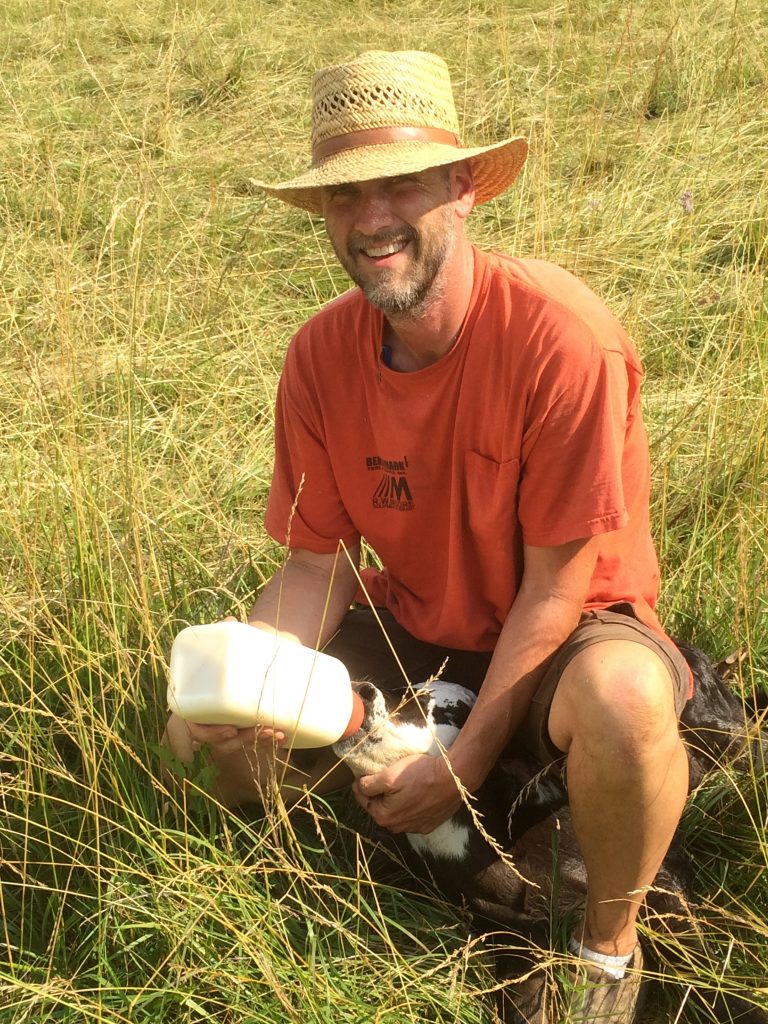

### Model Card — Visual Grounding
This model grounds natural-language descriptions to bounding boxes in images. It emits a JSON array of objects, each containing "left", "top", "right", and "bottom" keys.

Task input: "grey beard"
[{"left": 360, "top": 269, "right": 445, "bottom": 317}]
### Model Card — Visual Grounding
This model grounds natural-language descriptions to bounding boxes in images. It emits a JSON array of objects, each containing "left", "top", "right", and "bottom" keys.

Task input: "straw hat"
[{"left": 255, "top": 50, "right": 528, "bottom": 214}]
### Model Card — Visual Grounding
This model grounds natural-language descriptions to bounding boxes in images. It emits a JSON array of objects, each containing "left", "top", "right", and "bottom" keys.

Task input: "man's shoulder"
[
  {"left": 483, "top": 251, "right": 607, "bottom": 311},
  {"left": 479, "top": 250, "right": 639, "bottom": 366},
  {"left": 283, "top": 286, "right": 374, "bottom": 382},
  {"left": 295, "top": 286, "right": 369, "bottom": 340}
]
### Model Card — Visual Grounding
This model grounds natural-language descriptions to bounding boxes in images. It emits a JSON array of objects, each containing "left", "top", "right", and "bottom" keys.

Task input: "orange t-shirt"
[{"left": 266, "top": 247, "right": 669, "bottom": 653}]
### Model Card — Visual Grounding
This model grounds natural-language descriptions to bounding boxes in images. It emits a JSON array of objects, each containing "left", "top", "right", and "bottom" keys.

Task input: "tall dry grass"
[{"left": 1, "top": 0, "right": 766, "bottom": 1020}]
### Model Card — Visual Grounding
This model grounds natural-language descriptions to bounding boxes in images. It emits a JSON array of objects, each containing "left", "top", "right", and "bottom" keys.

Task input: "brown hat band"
[{"left": 312, "top": 125, "right": 462, "bottom": 166}]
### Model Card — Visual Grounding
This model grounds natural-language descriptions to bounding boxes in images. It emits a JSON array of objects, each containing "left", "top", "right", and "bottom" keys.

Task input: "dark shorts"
[{"left": 324, "top": 603, "right": 691, "bottom": 766}]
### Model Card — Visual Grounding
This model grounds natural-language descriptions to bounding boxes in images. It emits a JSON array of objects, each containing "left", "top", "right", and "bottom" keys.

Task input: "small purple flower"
[{"left": 679, "top": 190, "right": 694, "bottom": 214}]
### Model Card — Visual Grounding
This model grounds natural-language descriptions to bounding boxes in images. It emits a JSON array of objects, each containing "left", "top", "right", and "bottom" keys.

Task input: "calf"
[{"left": 332, "top": 652, "right": 768, "bottom": 1023}]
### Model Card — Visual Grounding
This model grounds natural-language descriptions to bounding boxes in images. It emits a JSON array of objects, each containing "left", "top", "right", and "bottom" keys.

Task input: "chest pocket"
[{"left": 464, "top": 451, "right": 522, "bottom": 558}]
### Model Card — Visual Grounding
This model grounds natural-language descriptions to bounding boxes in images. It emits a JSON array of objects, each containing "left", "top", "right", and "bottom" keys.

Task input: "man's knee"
[{"left": 548, "top": 640, "right": 680, "bottom": 756}]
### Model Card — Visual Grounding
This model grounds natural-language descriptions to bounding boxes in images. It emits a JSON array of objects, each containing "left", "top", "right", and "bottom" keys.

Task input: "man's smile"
[
  {"left": 359, "top": 237, "right": 410, "bottom": 260},
  {"left": 351, "top": 234, "right": 415, "bottom": 270}
]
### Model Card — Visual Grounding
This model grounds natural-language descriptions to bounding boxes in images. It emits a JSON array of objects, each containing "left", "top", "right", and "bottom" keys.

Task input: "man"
[{"left": 165, "top": 50, "right": 693, "bottom": 1022}]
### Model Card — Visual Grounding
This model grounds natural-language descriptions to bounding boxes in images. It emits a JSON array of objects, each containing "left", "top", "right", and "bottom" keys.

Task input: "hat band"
[{"left": 312, "top": 125, "right": 462, "bottom": 166}]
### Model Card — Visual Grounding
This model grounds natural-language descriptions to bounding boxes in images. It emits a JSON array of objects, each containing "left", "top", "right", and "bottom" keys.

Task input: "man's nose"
[{"left": 353, "top": 187, "right": 396, "bottom": 235}]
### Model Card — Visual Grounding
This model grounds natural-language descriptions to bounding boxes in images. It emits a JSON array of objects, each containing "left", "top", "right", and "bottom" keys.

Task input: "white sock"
[{"left": 568, "top": 936, "right": 634, "bottom": 980}]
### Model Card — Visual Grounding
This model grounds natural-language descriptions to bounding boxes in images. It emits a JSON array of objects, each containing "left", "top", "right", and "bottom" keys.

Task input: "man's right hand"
[{"left": 185, "top": 722, "right": 286, "bottom": 756}]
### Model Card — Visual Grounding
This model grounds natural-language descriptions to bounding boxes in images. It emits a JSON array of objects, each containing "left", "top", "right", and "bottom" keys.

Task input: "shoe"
[
  {"left": 558, "top": 943, "right": 646, "bottom": 1022},
  {"left": 497, "top": 945, "right": 645, "bottom": 1024},
  {"left": 498, "top": 964, "right": 551, "bottom": 1024}
]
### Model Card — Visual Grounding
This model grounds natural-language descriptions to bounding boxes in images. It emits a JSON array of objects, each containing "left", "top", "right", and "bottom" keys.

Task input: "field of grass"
[{"left": 1, "top": 0, "right": 766, "bottom": 1020}]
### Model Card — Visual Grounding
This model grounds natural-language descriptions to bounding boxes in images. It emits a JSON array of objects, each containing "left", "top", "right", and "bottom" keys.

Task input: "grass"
[{"left": 1, "top": 0, "right": 767, "bottom": 1020}]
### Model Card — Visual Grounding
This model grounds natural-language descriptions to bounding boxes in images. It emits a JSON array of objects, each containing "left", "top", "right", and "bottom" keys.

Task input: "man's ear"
[{"left": 450, "top": 160, "right": 476, "bottom": 218}]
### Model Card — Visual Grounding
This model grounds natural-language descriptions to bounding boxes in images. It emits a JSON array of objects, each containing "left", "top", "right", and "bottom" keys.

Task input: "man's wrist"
[
  {"left": 432, "top": 751, "right": 472, "bottom": 801},
  {"left": 445, "top": 744, "right": 491, "bottom": 795}
]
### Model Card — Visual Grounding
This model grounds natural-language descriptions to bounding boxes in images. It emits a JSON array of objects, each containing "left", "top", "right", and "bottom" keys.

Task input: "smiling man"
[{"left": 164, "top": 50, "right": 694, "bottom": 1023}]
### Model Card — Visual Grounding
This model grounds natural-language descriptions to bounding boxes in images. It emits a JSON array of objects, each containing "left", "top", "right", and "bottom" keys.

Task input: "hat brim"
[{"left": 253, "top": 136, "right": 528, "bottom": 213}]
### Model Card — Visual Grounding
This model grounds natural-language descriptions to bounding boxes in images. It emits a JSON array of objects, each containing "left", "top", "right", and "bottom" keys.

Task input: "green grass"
[{"left": 1, "top": 0, "right": 767, "bottom": 1020}]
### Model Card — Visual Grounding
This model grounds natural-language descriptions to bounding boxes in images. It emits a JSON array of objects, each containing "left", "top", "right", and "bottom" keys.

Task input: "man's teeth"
[{"left": 363, "top": 239, "right": 408, "bottom": 258}]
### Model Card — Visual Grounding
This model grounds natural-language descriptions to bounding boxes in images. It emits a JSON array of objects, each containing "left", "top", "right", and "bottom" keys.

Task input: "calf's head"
[{"left": 333, "top": 680, "right": 476, "bottom": 778}]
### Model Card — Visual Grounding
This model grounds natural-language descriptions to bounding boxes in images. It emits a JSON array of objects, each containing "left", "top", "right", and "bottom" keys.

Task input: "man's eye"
[{"left": 327, "top": 185, "right": 356, "bottom": 201}]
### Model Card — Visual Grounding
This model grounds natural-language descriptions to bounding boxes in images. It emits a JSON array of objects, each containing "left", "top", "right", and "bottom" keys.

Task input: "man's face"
[{"left": 320, "top": 166, "right": 461, "bottom": 317}]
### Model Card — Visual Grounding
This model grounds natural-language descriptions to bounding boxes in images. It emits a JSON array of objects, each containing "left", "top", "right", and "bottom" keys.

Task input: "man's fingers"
[
  {"left": 355, "top": 772, "right": 392, "bottom": 798},
  {"left": 352, "top": 785, "right": 391, "bottom": 824},
  {"left": 187, "top": 722, "right": 239, "bottom": 743},
  {"left": 185, "top": 722, "right": 286, "bottom": 751},
  {"left": 256, "top": 726, "right": 286, "bottom": 745}
]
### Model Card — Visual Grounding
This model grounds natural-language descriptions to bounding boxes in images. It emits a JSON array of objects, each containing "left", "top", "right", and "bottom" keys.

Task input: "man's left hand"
[{"left": 353, "top": 754, "right": 464, "bottom": 834}]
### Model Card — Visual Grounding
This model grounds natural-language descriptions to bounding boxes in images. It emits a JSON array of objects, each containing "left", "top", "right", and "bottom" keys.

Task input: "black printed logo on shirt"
[{"left": 366, "top": 455, "right": 415, "bottom": 511}]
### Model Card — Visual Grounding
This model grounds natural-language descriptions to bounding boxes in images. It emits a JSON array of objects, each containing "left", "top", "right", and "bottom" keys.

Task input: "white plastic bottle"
[{"left": 167, "top": 621, "right": 364, "bottom": 748}]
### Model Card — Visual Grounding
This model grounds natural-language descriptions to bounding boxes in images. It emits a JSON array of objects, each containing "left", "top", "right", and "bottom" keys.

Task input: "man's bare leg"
[
  {"left": 162, "top": 713, "right": 353, "bottom": 808},
  {"left": 547, "top": 639, "right": 689, "bottom": 956}
]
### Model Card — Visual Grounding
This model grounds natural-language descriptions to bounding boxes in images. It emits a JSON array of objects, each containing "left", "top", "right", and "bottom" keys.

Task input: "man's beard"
[{"left": 331, "top": 208, "right": 455, "bottom": 318}]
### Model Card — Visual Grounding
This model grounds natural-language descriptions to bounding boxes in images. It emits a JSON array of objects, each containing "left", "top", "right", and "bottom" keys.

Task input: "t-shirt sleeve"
[
  {"left": 265, "top": 341, "right": 360, "bottom": 553},
  {"left": 518, "top": 321, "right": 635, "bottom": 547}
]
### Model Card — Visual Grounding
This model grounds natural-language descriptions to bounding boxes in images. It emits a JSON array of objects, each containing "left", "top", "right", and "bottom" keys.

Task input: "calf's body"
[{"left": 333, "top": 658, "right": 767, "bottom": 1023}]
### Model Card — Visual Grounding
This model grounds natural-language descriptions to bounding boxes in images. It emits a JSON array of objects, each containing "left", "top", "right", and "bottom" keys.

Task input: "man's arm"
[
  {"left": 247, "top": 544, "right": 361, "bottom": 647},
  {"left": 444, "top": 535, "right": 599, "bottom": 791},
  {"left": 355, "top": 535, "right": 600, "bottom": 833},
  {"left": 183, "top": 544, "right": 360, "bottom": 754}
]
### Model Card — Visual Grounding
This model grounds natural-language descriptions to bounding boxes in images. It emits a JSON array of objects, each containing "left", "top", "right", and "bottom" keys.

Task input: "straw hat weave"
[{"left": 255, "top": 50, "right": 528, "bottom": 214}]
